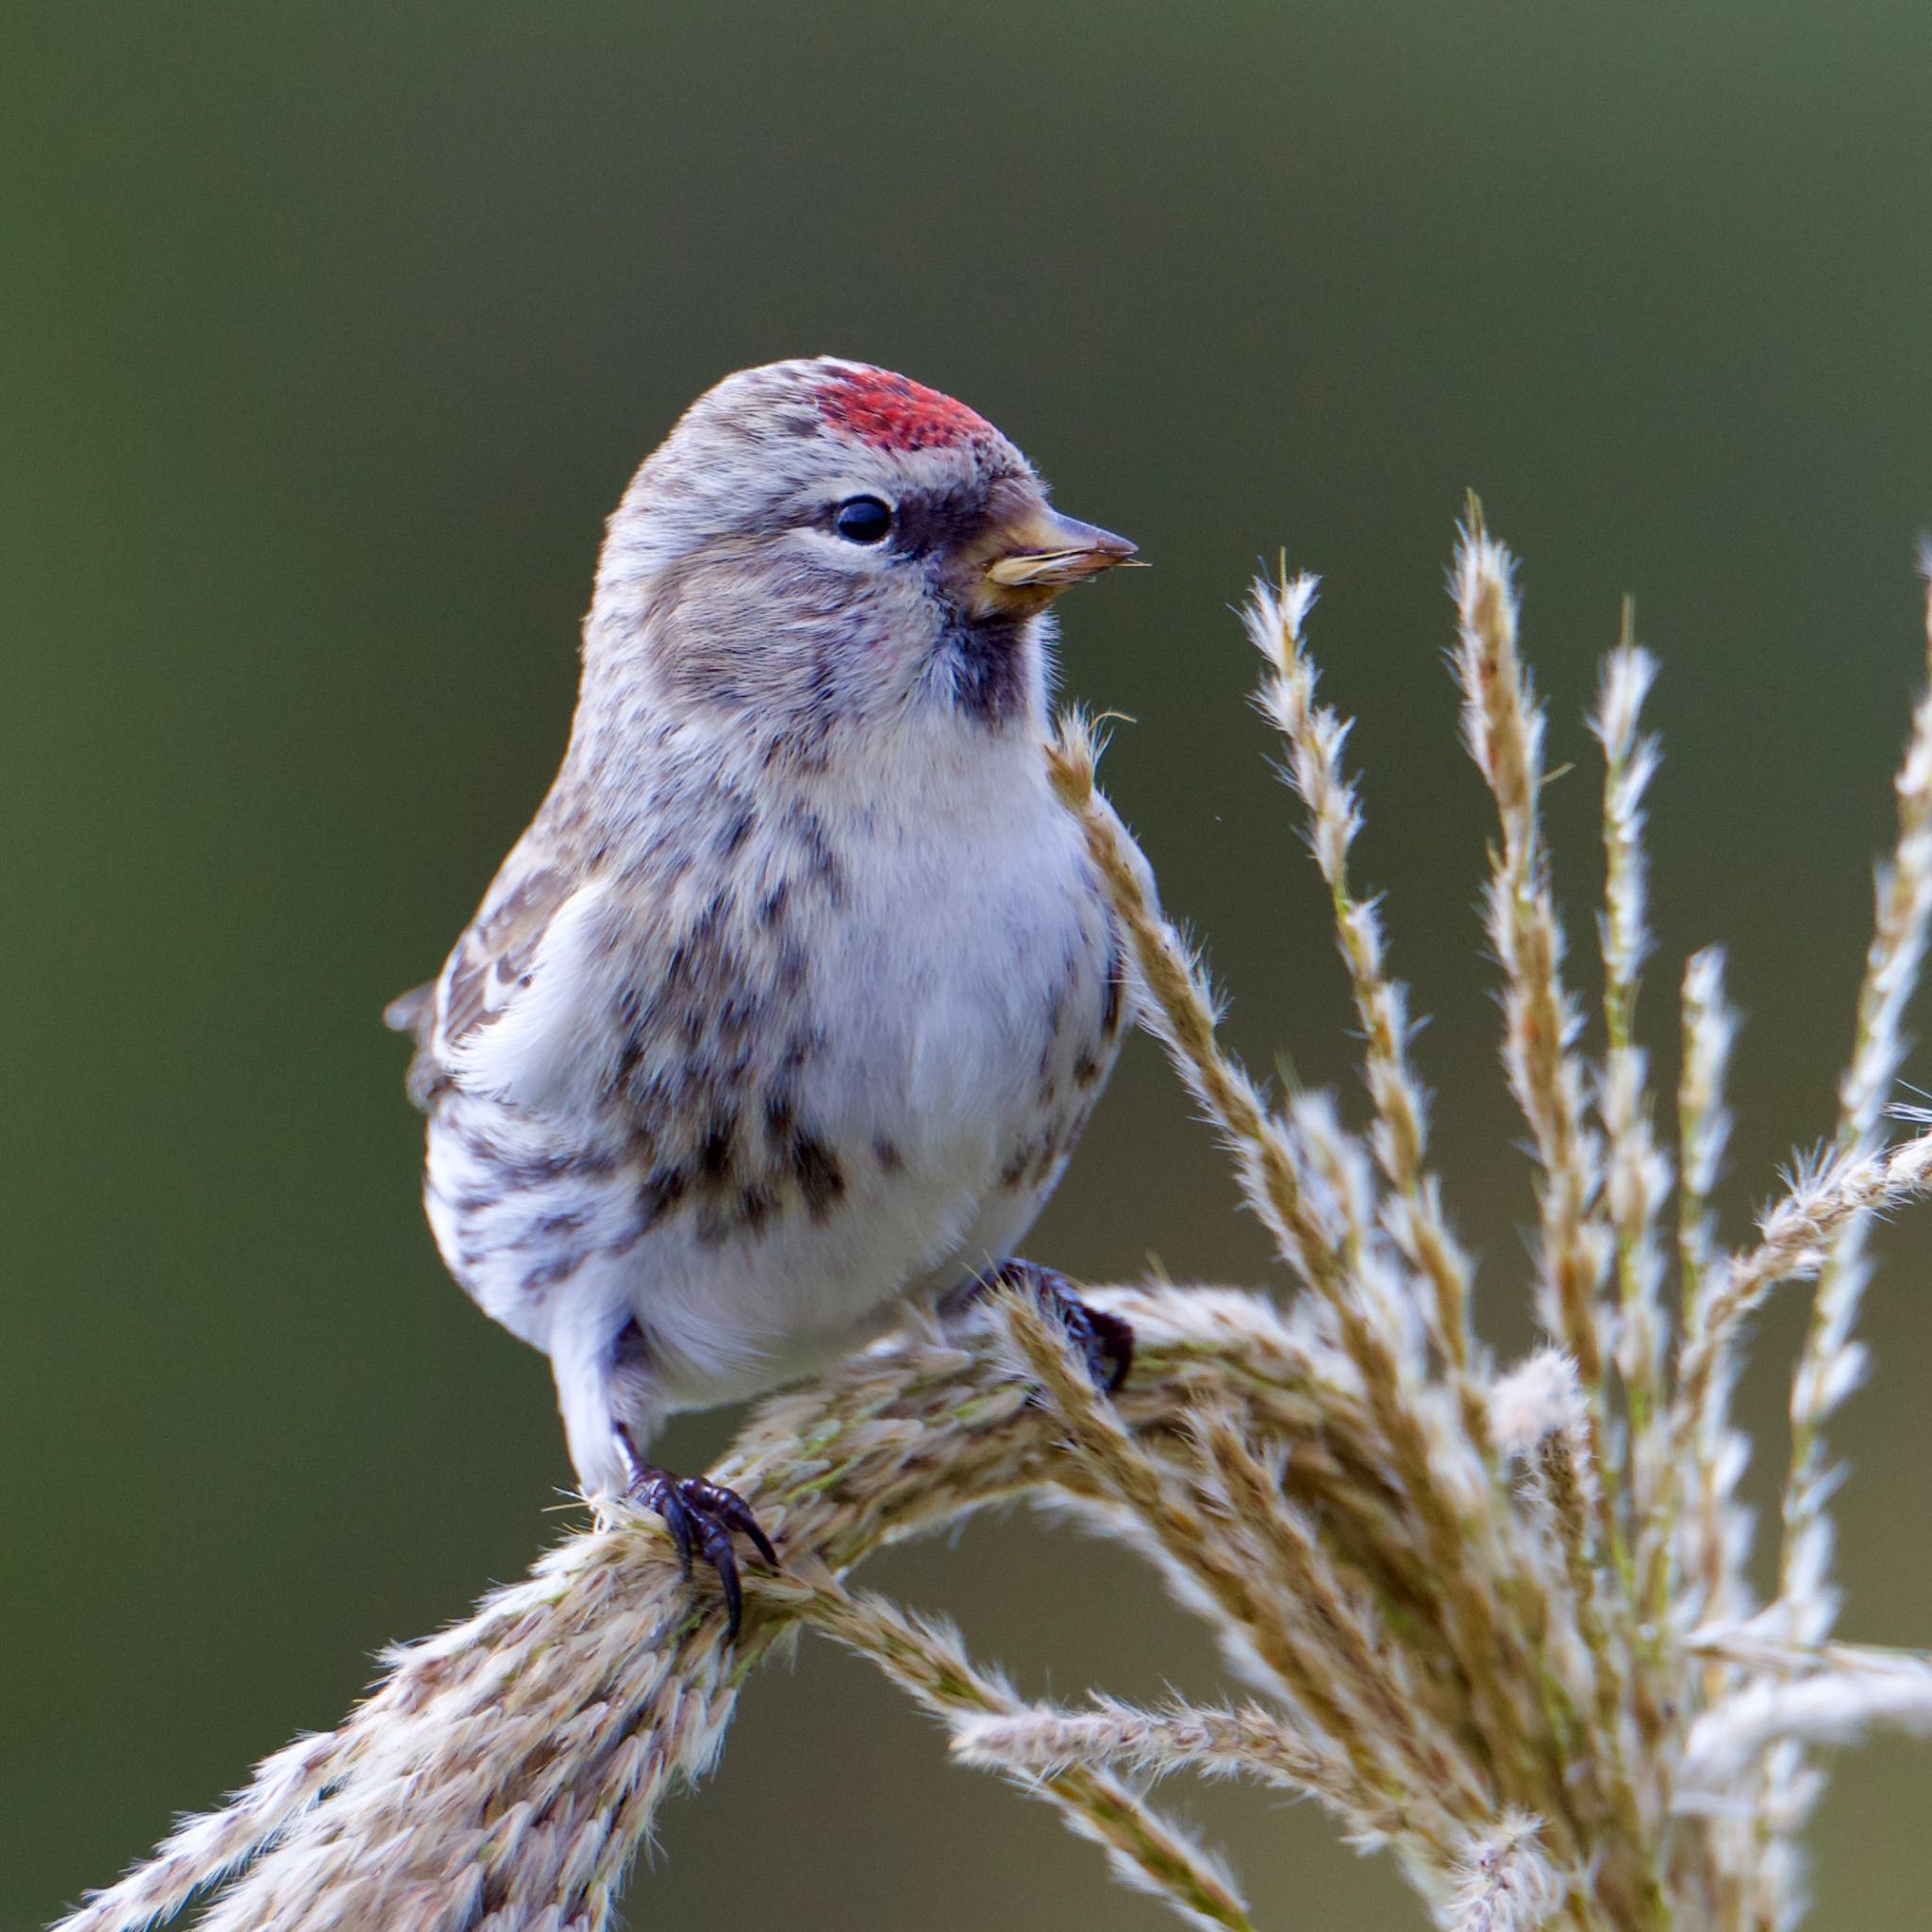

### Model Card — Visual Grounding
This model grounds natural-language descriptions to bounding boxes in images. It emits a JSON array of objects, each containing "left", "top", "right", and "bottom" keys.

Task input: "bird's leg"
[
  {"left": 612, "top": 1424, "right": 778, "bottom": 1641},
  {"left": 967, "top": 1257, "right": 1135, "bottom": 1394}
]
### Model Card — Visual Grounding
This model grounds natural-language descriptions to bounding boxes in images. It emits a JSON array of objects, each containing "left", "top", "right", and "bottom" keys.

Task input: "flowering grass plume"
[{"left": 58, "top": 516, "right": 1932, "bottom": 1932}]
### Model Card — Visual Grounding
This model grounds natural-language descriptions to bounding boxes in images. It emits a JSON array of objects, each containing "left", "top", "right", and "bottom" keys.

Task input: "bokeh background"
[{"left": 7, "top": 4, "right": 1932, "bottom": 1924}]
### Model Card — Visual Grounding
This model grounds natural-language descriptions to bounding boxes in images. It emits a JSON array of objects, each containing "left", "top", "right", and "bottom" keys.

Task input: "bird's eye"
[{"left": 833, "top": 495, "right": 893, "bottom": 545}]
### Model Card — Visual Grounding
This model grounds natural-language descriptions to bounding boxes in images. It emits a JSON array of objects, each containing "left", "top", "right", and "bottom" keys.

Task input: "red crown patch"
[{"left": 814, "top": 366, "right": 993, "bottom": 453}]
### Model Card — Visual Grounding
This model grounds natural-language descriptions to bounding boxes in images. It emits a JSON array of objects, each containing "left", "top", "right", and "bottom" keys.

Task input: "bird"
[{"left": 387, "top": 358, "right": 1140, "bottom": 1631}]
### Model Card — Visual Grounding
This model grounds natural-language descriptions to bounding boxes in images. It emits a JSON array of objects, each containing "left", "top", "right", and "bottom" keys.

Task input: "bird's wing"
[
  {"left": 439, "top": 862, "right": 580, "bottom": 1054},
  {"left": 392, "top": 852, "right": 605, "bottom": 1112}
]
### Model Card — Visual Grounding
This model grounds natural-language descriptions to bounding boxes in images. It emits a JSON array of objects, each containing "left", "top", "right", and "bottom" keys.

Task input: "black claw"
[
  {"left": 693, "top": 1511, "right": 743, "bottom": 1637},
  {"left": 679, "top": 1474, "right": 780, "bottom": 1568},
  {"left": 614, "top": 1432, "right": 776, "bottom": 1641},
  {"left": 981, "top": 1257, "right": 1136, "bottom": 1394},
  {"left": 654, "top": 1480, "right": 699, "bottom": 1575},
  {"left": 1087, "top": 1306, "right": 1137, "bottom": 1395}
]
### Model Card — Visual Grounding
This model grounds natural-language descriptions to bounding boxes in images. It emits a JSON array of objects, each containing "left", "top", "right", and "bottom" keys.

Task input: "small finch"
[{"left": 387, "top": 358, "right": 1138, "bottom": 1629}]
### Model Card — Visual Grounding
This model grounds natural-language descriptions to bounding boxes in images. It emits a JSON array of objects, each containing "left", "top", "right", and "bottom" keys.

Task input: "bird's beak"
[{"left": 982, "top": 508, "right": 1140, "bottom": 595}]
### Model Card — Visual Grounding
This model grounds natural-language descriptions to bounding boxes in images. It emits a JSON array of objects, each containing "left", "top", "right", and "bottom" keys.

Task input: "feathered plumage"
[{"left": 390, "top": 359, "right": 1138, "bottom": 1570}]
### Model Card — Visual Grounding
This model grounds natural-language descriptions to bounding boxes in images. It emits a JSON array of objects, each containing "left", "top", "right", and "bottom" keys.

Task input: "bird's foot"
[
  {"left": 614, "top": 1428, "right": 777, "bottom": 1641},
  {"left": 975, "top": 1257, "right": 1134, "bottom": 1394}
]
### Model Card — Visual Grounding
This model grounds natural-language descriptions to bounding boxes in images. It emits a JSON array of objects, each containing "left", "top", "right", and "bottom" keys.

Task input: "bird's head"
[{"left": 583, "top": 358, "right": 1136, "bottom": 765}]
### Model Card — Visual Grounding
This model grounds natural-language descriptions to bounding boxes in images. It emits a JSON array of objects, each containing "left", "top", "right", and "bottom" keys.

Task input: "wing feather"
[
  {"left": 441, "top": 864, "right": 577, "bottom": 1051},
  {"left": 394, "top": 855, "right": 584, "bottom": 1111}
]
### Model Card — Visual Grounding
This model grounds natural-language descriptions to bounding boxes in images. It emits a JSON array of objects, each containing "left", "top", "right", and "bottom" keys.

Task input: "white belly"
[{"left": 422, "top": 777, "right": 1122, "bottom": 1411}]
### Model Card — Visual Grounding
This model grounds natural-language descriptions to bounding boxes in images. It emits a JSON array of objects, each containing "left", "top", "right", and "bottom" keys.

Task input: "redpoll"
[{"left": 388, "top": 359, "right": 1138, "bottom": 1629}]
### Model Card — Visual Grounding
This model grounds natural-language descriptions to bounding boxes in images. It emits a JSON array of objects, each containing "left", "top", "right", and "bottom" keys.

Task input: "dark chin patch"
[{"left": 942, "top": 612, "right": 1029, "bottom": 725}]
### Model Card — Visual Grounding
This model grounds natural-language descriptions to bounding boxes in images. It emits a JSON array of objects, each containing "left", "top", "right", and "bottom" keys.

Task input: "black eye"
[{"left": 833, "top": 495, "right": 893, "bottom": 545}]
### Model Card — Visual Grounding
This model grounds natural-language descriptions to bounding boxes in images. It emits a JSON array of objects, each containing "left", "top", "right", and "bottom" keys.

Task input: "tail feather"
[{"left": 384, "top": 980, "right": 436, "bottom": 1038}]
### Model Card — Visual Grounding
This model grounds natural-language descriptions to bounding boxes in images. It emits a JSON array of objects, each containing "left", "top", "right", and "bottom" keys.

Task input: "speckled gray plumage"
[{"left": 389, "top": 357, "right": 1135, "bottom": 1497}]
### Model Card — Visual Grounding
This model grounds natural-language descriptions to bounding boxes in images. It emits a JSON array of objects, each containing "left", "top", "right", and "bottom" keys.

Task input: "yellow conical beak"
[{"left": 983, "top": 508, "right": 1140, "bottom": 591}]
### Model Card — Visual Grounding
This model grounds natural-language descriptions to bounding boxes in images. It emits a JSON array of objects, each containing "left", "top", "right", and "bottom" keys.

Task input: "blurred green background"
[{"left": 6, "top": 4, "right": 1932, "bottom": 1924}]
